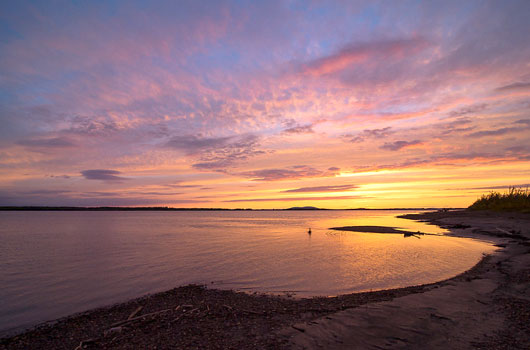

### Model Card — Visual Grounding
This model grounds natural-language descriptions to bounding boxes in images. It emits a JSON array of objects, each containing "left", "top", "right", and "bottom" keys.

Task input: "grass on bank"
[{"left": 468, "top": 187, "right": 530, "bottom": 212}]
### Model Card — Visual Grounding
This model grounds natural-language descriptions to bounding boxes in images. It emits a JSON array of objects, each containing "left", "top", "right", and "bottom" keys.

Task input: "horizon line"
[{"left": 0, "top": 206, "right": 462, "bottom": 211}]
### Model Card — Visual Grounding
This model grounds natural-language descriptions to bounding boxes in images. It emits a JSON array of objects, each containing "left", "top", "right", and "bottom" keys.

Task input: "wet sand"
[
  {"left": 1, "top": 210, "right": 529, "bottom": 349},
  {"left": 329, "top": 225, "right": 419, "bottom": 234}
]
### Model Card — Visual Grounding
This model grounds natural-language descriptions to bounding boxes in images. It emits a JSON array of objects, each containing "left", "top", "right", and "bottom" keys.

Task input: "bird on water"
[{"left": 308, "top": 228, "right": 312, "bottom": 234}]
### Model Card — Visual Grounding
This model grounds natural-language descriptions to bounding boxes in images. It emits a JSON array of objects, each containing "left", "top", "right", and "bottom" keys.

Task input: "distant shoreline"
[{"left": 0, "top": 206, "right": 453, "bottom": 211}]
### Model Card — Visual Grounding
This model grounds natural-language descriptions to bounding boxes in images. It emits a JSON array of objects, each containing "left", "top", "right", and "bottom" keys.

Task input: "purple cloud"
[
  {"left": 81, "top": 169, "right": 128, "bottom": 182},
  {"left": 283, "top": 184, "right": 357, "bottom": 193},
  {"left": 495, "top": 82, "right": 530, "bottom": 91},
  {"left": 165, "top": 135, "right": 233, "bottom": 154},
  {"left": 240, "top": 168, "right": 320, "bottom": 181},
  {"left": 447, "top": 104, "right": 488, "bottom": 117},
  {"left": 439, "top": 126, "right": 475, "bottom": 136},
  {"left": 240, "top": 165, "right": 339, "bottom": 181},
  {"left": 515, "top": 119, "right": 530, "bottom": 125},
  {"left": 66, "top": 117, "right": 119, "bottom": 136},
  {"left": 164, "top": 134, "right": 265, "bottom": 171},
  {"left": 191, "top": 134, "right": 264, "bottom": 170},
  {"left": 163, "top": 183, "right": 202, "bottom": 189},
  {"left": 380, "top": 140, "right": 423, "bottom": 151},
  {"left": 283, "top": 124, "right": 314, "bottom": 134},
  {"left": 17, "top": 137, "right": 76, "bottom": 148},
  {"left": 467, "top": 126, "right": 526, "bottom": 138},
  {"left": 20, "top": 189, "right": 72, "bottom": 196},
  {"left": 47, "top": 174, "right": 72, "bottom": 179},
  {"left": 225, "top": 195, "right": 363, "bottom": 202},
  {"left": 436, "top": 117, "right": 475, "bottom": 136},
  {"left": 346, "top": 127, "right": 393, "bottom": 143}
]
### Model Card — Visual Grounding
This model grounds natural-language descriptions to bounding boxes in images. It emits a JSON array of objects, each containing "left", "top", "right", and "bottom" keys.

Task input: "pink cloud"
[
  {"left": 240, "top": 166, "right": 340, "bottom": 181},
  {"left": 225, "top": 195, "right": 363, "bottom": 202},
  {"left": 282, "top": 184, "right": 357, "bottom": 193},
  {"left": 300, "top": 37, "right": 431, "bottom": 77}
]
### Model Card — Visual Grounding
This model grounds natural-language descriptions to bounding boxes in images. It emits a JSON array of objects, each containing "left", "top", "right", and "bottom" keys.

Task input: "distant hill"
[{"left": 286, "top": 206, "right": 322, "bottom": 210}]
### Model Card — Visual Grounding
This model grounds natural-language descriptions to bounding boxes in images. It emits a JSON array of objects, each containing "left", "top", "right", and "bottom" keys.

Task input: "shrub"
[{"left": 468, "top": 187, "right": 530, "bottom": 212}]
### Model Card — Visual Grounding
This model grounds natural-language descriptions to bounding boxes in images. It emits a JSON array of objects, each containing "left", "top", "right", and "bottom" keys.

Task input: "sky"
[{"left": 1, "top": 0, "right": 529, "bottom": 209}]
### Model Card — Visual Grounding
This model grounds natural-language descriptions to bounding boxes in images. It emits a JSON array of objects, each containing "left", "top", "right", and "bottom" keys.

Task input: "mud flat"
[{"left": 2, "top": 210, "right": 529, "bottom": 349}]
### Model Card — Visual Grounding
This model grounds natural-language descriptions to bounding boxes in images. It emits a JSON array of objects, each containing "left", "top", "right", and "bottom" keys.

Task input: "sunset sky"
[{"left": 1, "top": 0, "right": 529, "bottom": 208}]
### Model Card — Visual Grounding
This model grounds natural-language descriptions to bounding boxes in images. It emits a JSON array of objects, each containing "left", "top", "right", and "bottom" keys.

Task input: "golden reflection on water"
[{"left": 313, "top": 211, "right": 448, "bottom": 234}]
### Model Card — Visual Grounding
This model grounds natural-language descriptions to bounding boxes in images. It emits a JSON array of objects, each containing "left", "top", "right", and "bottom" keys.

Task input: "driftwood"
[
  {"left": 496, "top": 227, "right": 513, "bottom": 235},
  {"left": 111, "top": 308, "right": 172, "bottom": 327},
  {"left": 241, "top": 309, "right": 262, "bottom": 315},
  {"left": 73, "top": 338, "right": 97, "bottom": 350},
  {"left": 291, "top": 325, "right": 306, "bottom": 332},
  {"left": 127, "top": 306, "right": 143, "bottom": 320},
  {"left": 103, "top": 326, "right": 123, "bottom": 337}
]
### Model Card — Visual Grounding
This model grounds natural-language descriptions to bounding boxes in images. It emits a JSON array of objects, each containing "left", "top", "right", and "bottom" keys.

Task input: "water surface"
[{"left": 0, "top": 210, "right": 495, "bottom": 335}]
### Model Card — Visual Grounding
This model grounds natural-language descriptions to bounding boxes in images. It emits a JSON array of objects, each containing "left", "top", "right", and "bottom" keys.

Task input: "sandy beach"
[{"left": 1, "top": 210, "right": 529, "bottom": 349}]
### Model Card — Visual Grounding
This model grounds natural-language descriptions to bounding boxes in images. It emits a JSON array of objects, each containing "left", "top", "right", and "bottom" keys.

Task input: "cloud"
[
  {"left": 165, "top": 134, "right": 265, "bottom": 170},
  {"left": 495, "top": 82, "right": 530, "bottom": 92},
  {"left": 19, "top": 189, "right": 72, "bottom": 196},
  {"left": 364, "top": 147, "right": 521, "bottom": 173},
  {"left": 300, "top": 37, "right": 430, "bottom": 77},
  {"left": 504, "top": 145, "right": 530, "bottom": 160},
  {"left": 0, "top": 188, "right": 207, "bottom": 207},
  {"left": 240, "top": 165, "right": 339, "bottom": 181},
  {"left": 283, "top": 124, "right": 314, "bottom": 134},
  {"left": 225, "top": 195, "right": 363, "bottom": 202},
  {"left": 437, "top": 117, "right": 475, "bottom": 136},
  {"left": 81, "top": 169, "right": 128, "bottom": 181},
  {"left": 165, "top": 134, "right": 233, "bottom": 154},
  {"left": 191, "top": 134, "right": 265, "bottom": 170},
  {"left": 163, "top": 183, "right": 202, "bottom": 189},
  {"left": 345, "top": 127, "right": 393, "bottom": 143},
  {"left": 380, "top": 140, "right": 423, "bottom": 151},
  {"left": 467, "top": 184, "right": 530, "bottom": 190},
  {"left": 0, "top": 193, "right": 202, "bottom": 207},
  {"left": 443, "top": 117, "right": 473, "bottom": 127},
  {"left": 283, "top": 184, "right": 357, "bottom": 193},
  {"left": 240, "top": 167, "right": 320, "bottom": 181},
  {"left": 192, "top": 160, "right": 239, "bottom": 171},
  {"left": 447, "top": 104, "right": 488, "bottom": 117},
  {"left": 66, "top": 116, "right": 120, "bottom": 136},
  {"left": 439, "top": 126, "right": 475, "bottom": 136},
  {"left": 130, "top": 191, "right": 184, "bottom": 196},
  {"left": 47, "top": 174, "right": 72, "bottom": 179},
  {"left": 515, "top": 119, "right": 530, "bottom": 125},
  {"left": 467, "top": 127, "right": 525, "bottom": 138},
  {"left": 17, "top": 137, "right": 76, "bottom": 148}
]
